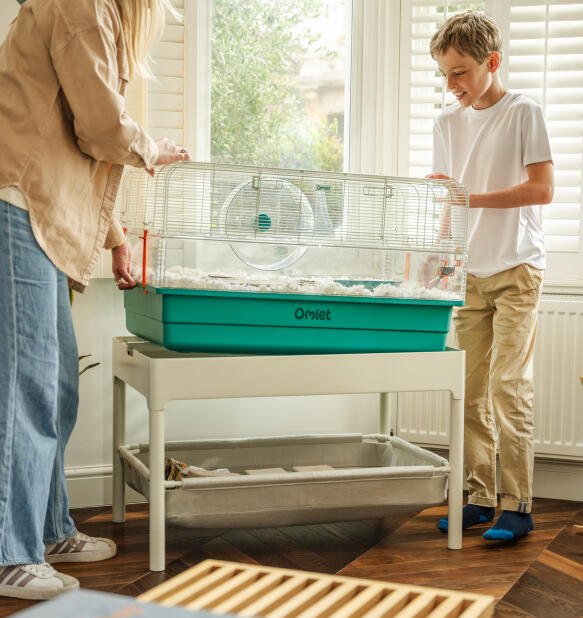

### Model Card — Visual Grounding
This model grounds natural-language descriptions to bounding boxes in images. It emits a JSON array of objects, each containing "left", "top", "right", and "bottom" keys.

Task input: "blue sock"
[
  {"left": 483, "top": 510, "right": 534, "bottom": 541},
  {"left": 438, "top": 504, "right": 495, "bottom": 532}
]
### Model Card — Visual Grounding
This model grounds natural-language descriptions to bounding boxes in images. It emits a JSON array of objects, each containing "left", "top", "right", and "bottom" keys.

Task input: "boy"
[{"left": 427, "top": 10, "right": 554, "bottom": 541}]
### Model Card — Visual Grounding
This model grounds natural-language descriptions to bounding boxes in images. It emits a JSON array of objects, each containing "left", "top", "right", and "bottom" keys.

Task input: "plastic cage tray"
[
  {"left": 119, "top": 434, "right": 449, "bottom": 528},
  {"left": 124, "top": 286, "right": 461, "bottom": 354}
]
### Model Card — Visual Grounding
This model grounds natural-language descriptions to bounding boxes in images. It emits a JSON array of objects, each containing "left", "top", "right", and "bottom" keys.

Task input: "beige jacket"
[{"left": 0, "top": 0, "right": 158, "bottom": 290}]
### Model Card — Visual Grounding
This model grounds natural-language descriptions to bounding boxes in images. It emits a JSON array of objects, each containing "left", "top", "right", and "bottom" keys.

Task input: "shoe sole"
[
  {"left": 46, "top": 547, "right": 117, "bottom": 564},
  {"left": 0, "top": 581, "right": 76, "bottom": 601},
  {"left": 55, "top": 573, "right": 81, "bottom": 591}
]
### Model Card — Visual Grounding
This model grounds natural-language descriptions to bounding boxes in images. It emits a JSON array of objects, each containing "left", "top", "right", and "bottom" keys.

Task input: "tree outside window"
[{"left": 211, "top": 0, "right": 346, "bottom": 172}]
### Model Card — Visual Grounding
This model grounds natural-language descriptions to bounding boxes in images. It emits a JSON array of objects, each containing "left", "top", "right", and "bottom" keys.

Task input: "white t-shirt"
[{"left": 433, "top": 91, "right": 552, "bottom": 277}]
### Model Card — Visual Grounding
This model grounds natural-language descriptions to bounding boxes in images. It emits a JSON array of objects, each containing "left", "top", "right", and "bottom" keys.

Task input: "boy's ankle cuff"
[{"left": 501, "top": 498, "right": 531, "bottom": 513}]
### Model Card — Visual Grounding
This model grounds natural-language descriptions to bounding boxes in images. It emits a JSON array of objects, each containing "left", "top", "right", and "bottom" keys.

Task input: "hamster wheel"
[{"left": 221, "top": 176, "right": 314, "bottom": 271}]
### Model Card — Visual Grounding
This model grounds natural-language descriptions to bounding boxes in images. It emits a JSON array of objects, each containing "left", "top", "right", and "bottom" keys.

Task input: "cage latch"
[{"left": 139, "top": 229, "right": 148, "bottom": 294}]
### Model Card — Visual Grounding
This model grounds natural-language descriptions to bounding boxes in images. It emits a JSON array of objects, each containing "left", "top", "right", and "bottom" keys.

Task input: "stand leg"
[
  {"left": 112, "top": 377, "right": 126, "bottom": 523},
  {"left": 149, "top": 407, "right": 166, "bottom": 571},
  {"left": 448, "top": 397, "right": 464, "bottom": 550},
  {"left": 378, "top": 393, "right": 398, "bottom": 435}
]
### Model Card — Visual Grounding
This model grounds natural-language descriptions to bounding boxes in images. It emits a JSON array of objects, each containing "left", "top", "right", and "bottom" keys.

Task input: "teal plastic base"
[{"left": 124, "top": 286, "right": 462, "bottom": 354}]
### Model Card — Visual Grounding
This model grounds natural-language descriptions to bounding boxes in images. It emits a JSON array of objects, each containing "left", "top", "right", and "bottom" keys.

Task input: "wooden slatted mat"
[{"left": 138, "top": 559, "right": 495, "bottom": 618}]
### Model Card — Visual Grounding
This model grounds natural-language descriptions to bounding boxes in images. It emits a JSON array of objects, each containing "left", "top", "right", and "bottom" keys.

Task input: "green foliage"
[
  {"left": 312, "top": 117, "right": 343, "bottom": 172},
  {"left": 211, "top": 0, "right": 344, "bottom": 171}
]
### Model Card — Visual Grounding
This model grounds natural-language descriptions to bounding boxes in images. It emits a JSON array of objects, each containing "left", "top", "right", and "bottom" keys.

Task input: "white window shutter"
[
  {"left": 397, "top": 1, "right": 486, "bottom": 179},
  {"left": 147, "top": 0, "right": 185, "bottom": 146},
  {"left": 398, "top": 1, "right": 583, "bottom": 286},
  {"left": 125, "top": 0, "right": 186, "bottom": 147},
  {"left": 506, "top": 1, "right": 583, "bottom": 284}
]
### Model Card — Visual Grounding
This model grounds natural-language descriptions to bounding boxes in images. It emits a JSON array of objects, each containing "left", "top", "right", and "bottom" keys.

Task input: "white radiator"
[{"left": 395, "top": 296, "right": 583, "bottom": 461}]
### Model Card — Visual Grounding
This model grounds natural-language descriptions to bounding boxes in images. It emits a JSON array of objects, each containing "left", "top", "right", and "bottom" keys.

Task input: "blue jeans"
[{"left": 0, "top": 201, "right": 78, "bottom": 565}]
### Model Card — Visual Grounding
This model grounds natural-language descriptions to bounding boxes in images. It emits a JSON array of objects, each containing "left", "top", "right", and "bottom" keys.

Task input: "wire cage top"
[{"left": 117, "top": 161, "right": 469, "bottom": 301}]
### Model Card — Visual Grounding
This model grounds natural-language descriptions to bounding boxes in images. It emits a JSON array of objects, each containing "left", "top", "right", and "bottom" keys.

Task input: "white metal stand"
[{"left": 112, "top": 336, "right": 465, "bottom": 572}]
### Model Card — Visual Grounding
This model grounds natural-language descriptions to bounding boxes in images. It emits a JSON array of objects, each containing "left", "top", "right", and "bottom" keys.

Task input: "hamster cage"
[{"left": 118, "top": 162, "right": 468, "bottom": 353}]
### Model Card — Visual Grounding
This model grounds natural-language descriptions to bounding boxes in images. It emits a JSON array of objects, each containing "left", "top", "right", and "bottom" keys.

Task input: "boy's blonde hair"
[
  {"left": 430, "top": 10, "right": 502, "bottom": 64},
  {"left": 118, "top": 0, "right": 181, "bottom": 80}
]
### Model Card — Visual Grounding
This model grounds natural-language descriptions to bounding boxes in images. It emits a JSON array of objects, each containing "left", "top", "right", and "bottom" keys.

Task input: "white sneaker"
[
  {"left": 45, "top": 531, "right": 117, "bottom": 564},
  {"left": 0, "top": 562, "right": 79, "bottom": 600}
]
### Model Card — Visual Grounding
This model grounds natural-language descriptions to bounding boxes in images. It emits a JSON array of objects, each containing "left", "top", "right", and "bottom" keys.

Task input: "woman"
[{"left": 0, "top": 0, "right": 190, "bottom": 600}]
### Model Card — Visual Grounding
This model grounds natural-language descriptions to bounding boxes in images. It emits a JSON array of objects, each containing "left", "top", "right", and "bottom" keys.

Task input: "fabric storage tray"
[
  {"left": 124, "top": 286, "right": 461, "bottom": 354},
  {"left": 119, "top": 434, "right": 449, "bottom": 528}
]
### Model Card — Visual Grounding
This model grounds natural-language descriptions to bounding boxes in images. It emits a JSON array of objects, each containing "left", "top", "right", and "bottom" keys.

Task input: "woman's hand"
[
  {"left": 146, "top": 137, "right": 192, "bottom": 176},
  {"left": 425, "top": 173, "right": 455, "bottom": 181},
  {"left": 112, "top": 241, "right": 136, "bottom": 290}
]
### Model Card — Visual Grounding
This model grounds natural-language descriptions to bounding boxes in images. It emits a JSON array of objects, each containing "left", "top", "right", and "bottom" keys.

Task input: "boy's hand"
[
  {"left": 425, "top": 174, "right": 458, "bottom": 239},
  {"left": 417, "top": 254, "right": 440, "bottom": 288}
]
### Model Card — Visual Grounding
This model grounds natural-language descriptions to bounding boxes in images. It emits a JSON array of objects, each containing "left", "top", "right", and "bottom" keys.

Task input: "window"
[
  {"left": 392, "top": 0, "right": 583, "bottom": 287},
  {"left": 504, "top": 1, "right": 583, "bottom": 284},
  {"left": 133, "top": 0, "right": 583, "bottom": 288},
  {"left": 210, "top": 0, "right": 348, "bottom": 172}
]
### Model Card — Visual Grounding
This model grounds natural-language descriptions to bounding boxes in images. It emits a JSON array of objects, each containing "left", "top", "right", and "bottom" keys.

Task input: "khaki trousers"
[{"left": 454, "top": 264, "right": 543, "bottom": 513}]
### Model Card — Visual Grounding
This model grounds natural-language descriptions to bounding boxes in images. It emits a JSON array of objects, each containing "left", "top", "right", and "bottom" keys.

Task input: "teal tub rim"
[{"left": 139, "top": 285, "right": 464, "bottom": 307}]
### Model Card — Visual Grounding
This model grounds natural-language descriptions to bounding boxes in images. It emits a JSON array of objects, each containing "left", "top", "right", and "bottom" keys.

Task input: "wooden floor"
[{"left": 2, "top": 497, "right": 582, "bottom": 616}]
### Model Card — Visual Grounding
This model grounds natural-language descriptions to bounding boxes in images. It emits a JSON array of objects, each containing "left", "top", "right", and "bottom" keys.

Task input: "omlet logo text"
[{"left": 295, "top": 307, "right": 332, "bottom": 321}]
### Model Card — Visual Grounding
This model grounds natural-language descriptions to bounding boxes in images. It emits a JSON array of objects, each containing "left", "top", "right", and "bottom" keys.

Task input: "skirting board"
[
  {"left": 66, "top": 466, "right": 143, "bottom": 509},
  {"left": 532, "top": 459, "right": 583, "bottom": 502},
  {"left": 429, "top": 448, "right": 583, "bottom": 503},
  {"left": 65, "top": 456, "right": 583, "bottom": 509}
]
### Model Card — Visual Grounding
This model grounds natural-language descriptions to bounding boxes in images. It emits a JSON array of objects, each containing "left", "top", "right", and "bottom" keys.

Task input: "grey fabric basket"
[{"left": 119, "top": 433, "right": 449, "bottom": 528}]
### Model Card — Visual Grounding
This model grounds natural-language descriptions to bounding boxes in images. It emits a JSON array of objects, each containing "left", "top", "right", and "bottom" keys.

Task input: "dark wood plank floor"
[{"left": 2, "top": 498, "right": 582, "bottom": 617}]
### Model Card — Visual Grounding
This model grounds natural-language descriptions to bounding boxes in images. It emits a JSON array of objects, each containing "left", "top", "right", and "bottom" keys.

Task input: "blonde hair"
[
  {"left": 118, "top": 0, "right": 181, "bottom": 79},
  {"left": 430, "top": 10, "right": 502, "bottom": 64}
]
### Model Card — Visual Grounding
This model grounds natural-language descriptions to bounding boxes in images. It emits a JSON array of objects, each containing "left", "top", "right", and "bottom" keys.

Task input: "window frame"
[{"left": 184, "top": 0, "right": 211, "bottom": 161}]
